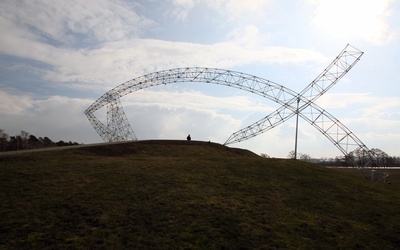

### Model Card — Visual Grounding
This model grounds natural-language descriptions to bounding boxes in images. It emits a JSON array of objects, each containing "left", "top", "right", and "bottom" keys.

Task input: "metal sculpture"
[
  {"left": 85, "top": 44, "right": 374, "bottom": 168},
  {"left": 225, "top": 45, "right": 367, "bottom": 155}
]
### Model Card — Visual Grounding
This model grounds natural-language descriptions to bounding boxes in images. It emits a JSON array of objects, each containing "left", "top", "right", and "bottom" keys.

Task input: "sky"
[{"left": 0, "top": 0, "right": 399, "bottom": 158}]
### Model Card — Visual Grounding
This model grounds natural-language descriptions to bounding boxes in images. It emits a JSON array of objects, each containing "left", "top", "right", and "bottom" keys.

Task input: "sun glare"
[{"left": 311, "top": 0, "right": 393, "bottom": 44}]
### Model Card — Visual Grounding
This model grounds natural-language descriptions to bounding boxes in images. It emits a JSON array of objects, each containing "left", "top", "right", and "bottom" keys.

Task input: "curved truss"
[
  {"left": 85, "top": 67, "right": 299, "bottom": 141},
  {"left": 85, "top": 44, "right": 374, "bottom": 167}
]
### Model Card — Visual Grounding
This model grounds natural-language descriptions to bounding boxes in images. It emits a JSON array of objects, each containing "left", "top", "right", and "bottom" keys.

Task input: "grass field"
[{"left": 1, "top": 140, "right": 399, "bottom": 249}]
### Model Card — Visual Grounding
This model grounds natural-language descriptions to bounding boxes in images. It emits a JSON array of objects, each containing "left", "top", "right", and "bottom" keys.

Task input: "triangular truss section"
[{"left": 85, "top": 44, "right": 377, "bottom": 169}]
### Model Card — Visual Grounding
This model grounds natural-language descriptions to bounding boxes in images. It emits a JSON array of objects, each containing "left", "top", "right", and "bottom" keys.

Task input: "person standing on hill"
[{"left": 186, "top": 134, "right": 191, "bottom": 141}]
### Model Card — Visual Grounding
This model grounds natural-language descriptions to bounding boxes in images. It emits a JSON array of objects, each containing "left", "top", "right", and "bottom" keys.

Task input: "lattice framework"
[{"left": 85, "top": 44, "right": 375, "bottom": 168}]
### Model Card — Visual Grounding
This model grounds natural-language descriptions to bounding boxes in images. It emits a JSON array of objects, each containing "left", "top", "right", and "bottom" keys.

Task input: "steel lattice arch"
[{"left": 85, "top": 44, "right": 376, "bottom": 168}]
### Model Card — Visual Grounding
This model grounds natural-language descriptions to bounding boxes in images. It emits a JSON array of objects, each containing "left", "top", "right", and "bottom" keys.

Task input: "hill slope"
[{"left": 1, "top": 140, "right": 399, "bottom": 249}]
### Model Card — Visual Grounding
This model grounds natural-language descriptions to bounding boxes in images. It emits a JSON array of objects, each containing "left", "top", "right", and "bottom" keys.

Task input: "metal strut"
[
  {"left": 85, "top": 44, "right": 374, "bottom": 168},
  {"left": 225, "top": 44, "right": 363, "bottom": 145}
]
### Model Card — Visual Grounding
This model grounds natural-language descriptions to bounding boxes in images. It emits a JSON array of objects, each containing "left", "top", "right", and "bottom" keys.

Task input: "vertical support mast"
[
  {"left": 85, "top": 47, "right": 374, "bottom": 169},
  {"left": 294, "top": 98, "right": 300, "bottom": 159},
  {"left": 225, "top": 44, "right": 364, "bottom": 145}
]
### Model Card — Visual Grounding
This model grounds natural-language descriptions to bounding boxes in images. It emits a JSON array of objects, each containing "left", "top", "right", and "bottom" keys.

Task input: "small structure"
[
  {"left": 371, "top": 170, "right": 379, "bottom": 181},
  {"left": 186, "top": 134, "right": 191, "bottom": 141}
]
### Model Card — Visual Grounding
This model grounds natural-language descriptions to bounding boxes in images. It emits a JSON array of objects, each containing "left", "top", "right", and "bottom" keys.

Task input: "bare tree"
[
  {"left": 287, "top": 150, "right": 311, "bottom": 161},
  {"left": 287, "top": 150, "right": 296, "bottom": 159},
  {"left": 350, "top": 148, "right": 388, "bottom": 167},
  {"left": 370, "top": 148, "right": 389, "bottom": 167},
  {"left": 0, "top": 129, "right": 9, "bottom": 152},
  {"left": 42, "top": 137, "right": 53, "bottom": 147},
  {"left": 28, "top": 134, "right": 40, "bottom": 149},
  {"left": 19, "top": 130, "right": 29, "bottom": 150},
  {"left": 260, "top": 153, "right": 270, "bottom": 158},
  {"left": 299, "top": 153, "right": 311, "bottom": 162}
]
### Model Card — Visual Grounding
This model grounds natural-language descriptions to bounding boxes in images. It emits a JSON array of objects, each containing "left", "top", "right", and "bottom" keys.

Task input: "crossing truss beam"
[{"left": 85, "top": 44, "right": 375, "bottom": 168}]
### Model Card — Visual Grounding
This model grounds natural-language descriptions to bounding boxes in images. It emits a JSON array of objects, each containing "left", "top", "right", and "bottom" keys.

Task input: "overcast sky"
[{"left": 1, "top": 0, "right": 399, "bottom": 158}]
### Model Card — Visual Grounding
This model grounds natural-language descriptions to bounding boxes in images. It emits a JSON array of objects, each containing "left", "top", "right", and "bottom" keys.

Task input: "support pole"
[{"left": 294, "top": 98, "right": 300, "bottom": 159}]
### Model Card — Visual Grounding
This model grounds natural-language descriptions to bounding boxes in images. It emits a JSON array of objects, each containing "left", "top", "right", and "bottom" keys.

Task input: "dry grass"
[{"left": 1, "top": 140, "right": 399, "bottom": 249}]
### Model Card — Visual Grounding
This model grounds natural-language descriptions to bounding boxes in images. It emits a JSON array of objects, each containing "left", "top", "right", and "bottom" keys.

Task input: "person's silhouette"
[{"left": 186, "top": 134, "right": 191, "bottom": 141}]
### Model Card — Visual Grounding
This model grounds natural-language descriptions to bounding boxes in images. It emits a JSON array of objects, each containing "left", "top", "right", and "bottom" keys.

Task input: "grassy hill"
[{"left": 0, "top": 140, "right": 399, "bottom": 249}]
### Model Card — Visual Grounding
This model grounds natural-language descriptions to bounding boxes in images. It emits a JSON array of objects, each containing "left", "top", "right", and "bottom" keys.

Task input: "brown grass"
[{"left": 1, "top": 140, "right": 399, "bottom": 249}]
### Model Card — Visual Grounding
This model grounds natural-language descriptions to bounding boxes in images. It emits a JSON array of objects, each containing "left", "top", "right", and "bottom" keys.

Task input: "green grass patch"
[{"left": 1, "top": 140, "right": 399, "bottom": 249}]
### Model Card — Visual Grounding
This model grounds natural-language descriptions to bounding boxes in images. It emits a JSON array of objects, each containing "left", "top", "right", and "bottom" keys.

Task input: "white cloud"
[
  {"left": 0, "top": 31, "right": 328, "bottom": 92},
  {"left": 1, "top": 87, "right": 398, "bottom": 158},
  {"left": 90, "top": 88, "right": 277, "bottom": 141},
  {"left": 0, "top": 90, "right": 34, "bottom": 115},
  {"left": 208, "top": 0, "right": 272, "bottom": 21},
  {"left": 302, "top": 92, "right": 400, "bottom": 156},
  {"left": 0, "top": 90, "right": 97, "bottom": 143},
  {"left": 317, "top": 93, "right": 400, "bottom": 119},
  {"left": 316, "top": 93, "right": 400, "bottom": 134},
  {"left": 310, "top": 0, "right": 396, "bottom": 45},
  {"left": 316, "top": 93, "right": 373, "bottom": 109},
  {"left": 168, "top": 0, "right": 272, "bottom": 21},
  {"left": 125, "top": 105, "right": 240, "bottom": 142},
  {"left": 122, "top": 89, "right": 273, "bottom": 113},
  {"left": 0, "top": 0, "right": 155, "bottom": 44},
  {"left": 0, "top": 0, "right": 329, "bottom": 93},
  {"left": 168, "top": 0, "right": 198, "bottom": 20},
  {"left": 228, "top": 25, "right": 272, "bottom": 49},
  {"left": 0, "top": 88, "right": 270, "bottom": 146}
]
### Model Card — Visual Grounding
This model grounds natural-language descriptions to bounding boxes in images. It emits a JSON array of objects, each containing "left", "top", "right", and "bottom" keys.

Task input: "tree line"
[
  {"left": 261, "top": 149, "right": 400, "bottom": 167},
  {"left": 0, "top": 129, "right": 81, "bottom": 152},
  {"left": 317, "top": 148, "right": 400, "bottom": 168}
]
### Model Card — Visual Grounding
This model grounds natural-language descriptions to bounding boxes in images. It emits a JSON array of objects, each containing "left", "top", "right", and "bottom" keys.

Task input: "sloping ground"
[
  {"left": 81, "top": 140, "right": 258, "bottom": 158},
  {"left": 0, "top": 140, "right": 399, "bottom": 249}
]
